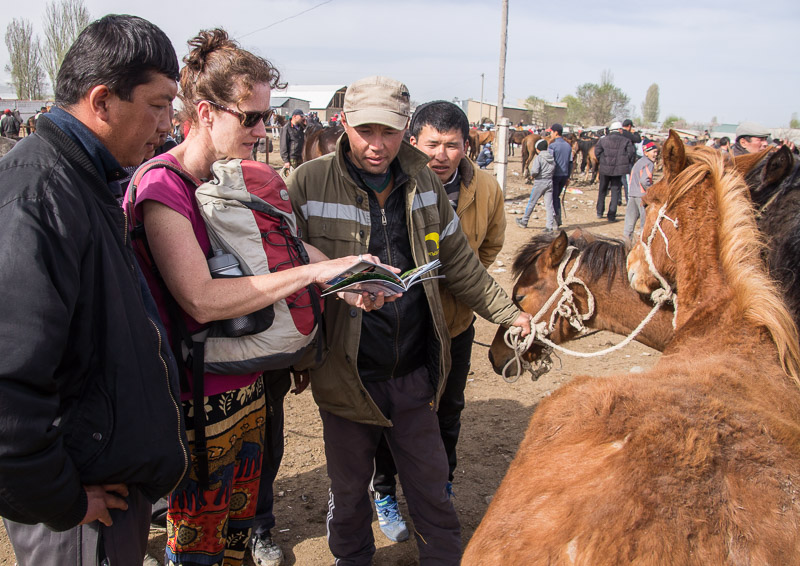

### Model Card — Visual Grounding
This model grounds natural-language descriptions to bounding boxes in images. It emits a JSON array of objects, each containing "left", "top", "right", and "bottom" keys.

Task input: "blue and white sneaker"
[{"left": 374, "top": 493, "right": 409, "bottom": 542}]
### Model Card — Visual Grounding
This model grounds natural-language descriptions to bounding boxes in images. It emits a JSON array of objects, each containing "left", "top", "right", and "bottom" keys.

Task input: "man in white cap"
[
  {"left": 732, "top": 121, "right": 770, "bottom": 156},
  {"left": 287, "top": 76, "right": 531, "bottom": 565},
  {"left": 594, "top": 120, "right": 636, "bottom": 222}
]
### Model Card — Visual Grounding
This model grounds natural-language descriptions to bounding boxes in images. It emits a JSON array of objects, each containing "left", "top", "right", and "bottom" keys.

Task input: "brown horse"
[
  {"left": 464, "top": 131, "right": 800, "bottom": 564},
  {"left": 508, "top": 129, "right": 528, "bottom": 156},
  {"left": 519, "top": 133, "right": 542, "bottom": 178},
  {"left": 487, "top": 230, "right": 674, "bottom": 377},
  {"left": 302, "top": 122, "right": 344, "bottom": 162}
]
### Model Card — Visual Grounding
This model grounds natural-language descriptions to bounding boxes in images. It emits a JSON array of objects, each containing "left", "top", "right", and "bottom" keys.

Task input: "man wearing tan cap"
[
  {"left": 732, "top": 121, "right": 770, "bottom": 156},
  {"left": 287, "top": 76, "right": 530, "bottom": 565}
]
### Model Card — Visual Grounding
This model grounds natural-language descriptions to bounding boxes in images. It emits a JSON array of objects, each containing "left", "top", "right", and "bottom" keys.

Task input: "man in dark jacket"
[
  {"left": 280, "top": 108, "right": 306, "bottom": 169},
  {"left": 620, "top": 119, "right": 642, "bottom": 202},
  {"left": 594, "top": 121, "right": 636, "bottom": 222},
  {"left": 548, "top": 123, "right": 573, "bottom": 226},
  {"left": 0, "top": 15, "right": 187, "bottom": 566}
]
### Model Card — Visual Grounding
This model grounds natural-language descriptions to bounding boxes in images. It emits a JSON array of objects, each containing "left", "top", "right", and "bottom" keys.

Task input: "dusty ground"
[{"left": 0, "top": 147, "right": 661, "bottom": 565}]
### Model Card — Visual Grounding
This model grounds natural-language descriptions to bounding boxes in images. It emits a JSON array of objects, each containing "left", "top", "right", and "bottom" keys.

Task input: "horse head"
[
  {"left": 489, "top": 230, "right": 592, "bottom": 377},
  {"left": 626, "top": 130, "right": 685, "bottom": 296}
]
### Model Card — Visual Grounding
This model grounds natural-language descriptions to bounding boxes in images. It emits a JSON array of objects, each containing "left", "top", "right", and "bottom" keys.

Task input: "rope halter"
[{"left": 640, "top": 203, "right": 679, "bottom": 329}]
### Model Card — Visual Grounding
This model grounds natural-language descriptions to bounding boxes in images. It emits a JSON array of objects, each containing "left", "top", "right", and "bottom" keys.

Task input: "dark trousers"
[
  {"left": 322, "top": 366, "right": 460, "bottom": 566},
  {"left": 252, "top": 368, "right": 292, "bottom": 537},
  {"left": 597, "top": 174, "right": 623, "bottom": 220},
  {"left": 552, "top": 175, "right": 569, "bottom": 226},
  {"left": 373, "top": 322, "right": 476, "bottom": 494},
  {"left": 4, "top": 487, "right": 151, "bottom": 566}
]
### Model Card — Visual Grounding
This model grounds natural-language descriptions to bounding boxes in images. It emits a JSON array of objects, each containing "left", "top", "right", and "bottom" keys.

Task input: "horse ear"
[
  {"left": 548, "top": 231, "right": 569, "bottom": 268},
  {"left": 764, "top": 146, "right": 793, "bottom": 187},
  {"left": 662, "top": 130, "right": 687, "bottom": 181}
]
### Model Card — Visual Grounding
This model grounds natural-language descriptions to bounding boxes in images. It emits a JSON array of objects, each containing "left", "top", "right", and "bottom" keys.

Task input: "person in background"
[
  {"left": 732, "top": 121, "right": 770, "bottom": 156},
  {"left": 516, "top": 138, "right": 556, "bottom": 231},
  {"left": 280, "top": 108, "right": 306, "bottom": 170},
  {"left": 476, "top": 142, "right": 493, "bottom": 168},
  {"left": 370, "top": 100, "right": 507, "bottom": 543},
  {"left": 623, "top": 141, "right": 659, "bottom": 242},
  {"left": 0, "top": 15, "right": 188, "bottom": 566},
  {"left": 0, "top": 109, "right": 20, "bottom": 139},
  {"left": 547, "top": 123, "right": 573, "bottom": 225},
  {"left": 619, "top": 119, "right": 642, "bottom": 204},
  {"left": 594, "top": 120, "right": 635, "bottom": 222}
]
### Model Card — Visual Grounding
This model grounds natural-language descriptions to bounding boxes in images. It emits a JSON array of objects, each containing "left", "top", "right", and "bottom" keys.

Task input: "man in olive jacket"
[
  {"left": 287, "top": 77, "right": 530, "bottom": 566},
  {"left": 370, "top": 100, "right": 506, "bottom": 542},
  {"left": 0, "top": 16, "right": 187, "bottom": 566}
]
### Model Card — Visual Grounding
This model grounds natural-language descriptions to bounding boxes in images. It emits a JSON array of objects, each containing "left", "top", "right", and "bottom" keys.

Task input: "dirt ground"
[{"left": 0, "top": 146, "right": 661, "bottom": 565}]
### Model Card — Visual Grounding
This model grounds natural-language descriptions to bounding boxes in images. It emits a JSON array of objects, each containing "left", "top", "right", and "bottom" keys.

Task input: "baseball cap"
[
  {"left": 291, "top": 108, "right": 304, "bottom": 117},
  {"left": 535, "top": 138, "right": 548, "bottom": 152},
  {"left": 736, "top": 121, "right": 770, "bottom": 139},
  {"left": 643, "top": 141, "right": 658, "bottom": 152},
  {"left": 550, "top": 123, "right": 563, "bottom": 135},
  {"left": 343, "top": 76, "right": 411, "bottom": 130},
  {"left": 609, "top": 121, "right": 623, "bottom": 130},
  {"left": 622, "top": 119, "right": 634, "bottom": 128}
]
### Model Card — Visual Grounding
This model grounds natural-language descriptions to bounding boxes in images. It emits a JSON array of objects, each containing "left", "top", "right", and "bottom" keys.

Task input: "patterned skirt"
[{"left": 166, "top": 377, "right": 266, "bottom": 566}]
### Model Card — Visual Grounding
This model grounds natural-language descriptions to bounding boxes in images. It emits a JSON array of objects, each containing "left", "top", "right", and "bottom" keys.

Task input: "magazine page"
[
  {"left": 321, "top": 279, "right": 407, "bottom": 297},
  {"left": 401, "top": 259, "right": 442, "bottom": 286}
]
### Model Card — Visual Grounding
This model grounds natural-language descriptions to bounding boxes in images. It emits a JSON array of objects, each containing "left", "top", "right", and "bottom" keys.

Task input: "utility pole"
[
  {"left": 495, "top": 0, "right": 510, "bottom": 193},
  {"left": 479, "top": 73, "right": 484, "bottom": 127}
]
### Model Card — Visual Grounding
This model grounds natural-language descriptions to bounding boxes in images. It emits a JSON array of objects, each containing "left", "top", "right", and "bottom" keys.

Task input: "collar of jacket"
[
  {"left": 332, "top": 133, "right": 432, "bottom": 189},
  {"left": 35, "top": 115, "right": 122, "bottom": 206},
  {"left": 456, "top": 156, "right": 476, "bottom": 187}
]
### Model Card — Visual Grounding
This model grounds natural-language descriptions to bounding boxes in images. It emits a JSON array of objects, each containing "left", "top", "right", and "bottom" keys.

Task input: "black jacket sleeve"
[{"left": 0, "top": 193, "right": 88, "bottom": 530}]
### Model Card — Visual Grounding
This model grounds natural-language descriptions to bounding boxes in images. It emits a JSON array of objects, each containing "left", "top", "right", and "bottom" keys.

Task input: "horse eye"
[{"left": 514, "top": 295, "right": 525, "bottom": 303}]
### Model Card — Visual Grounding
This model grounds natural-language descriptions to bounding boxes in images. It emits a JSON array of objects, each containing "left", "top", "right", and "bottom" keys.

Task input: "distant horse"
[
  {"left": 464, "top": 130, "right": 800, "bottom": 564},
  {"left": 468, "top": 129, "right": 480, "bottom": 160},
  {"left": 519, "top": 133, "right": 542, "bottom": 178},
  {"left": 576, "top": 136, "right": 597, "bottom": 176},
  {"left": 508, "top": 129, "right": 528, "bottom": 156},
  {"left": 302, "top": 122, "right": 344, "bottom": 162},
  {"left": 487, "top": 230, "right": 674, "bottom": 376}
]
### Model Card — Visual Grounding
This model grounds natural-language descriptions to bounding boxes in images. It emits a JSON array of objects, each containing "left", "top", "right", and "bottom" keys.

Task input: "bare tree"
[
  {"left": 641, "top": 83, "right": 659, "bottom": 125},
  {"left": 575, "top": 70, "right": 630, "bottom": 126},
  {"left": 41, "top": 0, "right": 90, "bottom": 89},
  {"left": 5, "top": 18, "right": 47, "bottom": 99}
]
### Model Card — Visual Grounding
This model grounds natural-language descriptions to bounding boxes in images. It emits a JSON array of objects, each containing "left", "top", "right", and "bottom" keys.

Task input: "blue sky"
[{"left": 2, "top": 0, "right": 798, "bottom": 127}]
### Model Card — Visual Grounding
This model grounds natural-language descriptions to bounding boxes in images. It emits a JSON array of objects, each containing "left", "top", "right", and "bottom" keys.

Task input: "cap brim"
[{"left": 344, "top": 109, "right": 408, "bottom": 130}]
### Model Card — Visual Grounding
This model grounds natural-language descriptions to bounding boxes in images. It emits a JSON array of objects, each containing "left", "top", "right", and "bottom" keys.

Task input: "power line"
[{"left": 237, "top": 0, "right": 334, "bottom": 40}]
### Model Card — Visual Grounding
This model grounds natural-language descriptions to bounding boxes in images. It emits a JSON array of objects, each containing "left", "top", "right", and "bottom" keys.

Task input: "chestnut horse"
[
  {"left": 464, "top": 131, "right": 800, "bottom": 564},
  {"left": 487, "top": 230, "right": 674, "bottom": 377},
  {"left": 490, "top": 146, "right": 800, "bottom": 380}
]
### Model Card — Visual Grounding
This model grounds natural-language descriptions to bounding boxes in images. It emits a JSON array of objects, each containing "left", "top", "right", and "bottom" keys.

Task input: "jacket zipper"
[
  {"left": 380, "top": 205, "right": 402, "bottom": 379},
  {"left": 148, "top": 317, "right": 189, "bottom": 491}
]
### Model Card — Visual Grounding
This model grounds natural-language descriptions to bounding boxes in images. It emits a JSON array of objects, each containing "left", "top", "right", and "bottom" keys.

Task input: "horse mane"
[
  {"left": 513, "top": 232, "right": 629, "bottom": 290},
  {"left": 667, "top": 146, "right": 800, "bottom": 385}
]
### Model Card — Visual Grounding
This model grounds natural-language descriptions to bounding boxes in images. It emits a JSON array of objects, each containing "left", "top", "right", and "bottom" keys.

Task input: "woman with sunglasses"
[{"left": 126, "top": 29, "right": 384, "bottom": 566}]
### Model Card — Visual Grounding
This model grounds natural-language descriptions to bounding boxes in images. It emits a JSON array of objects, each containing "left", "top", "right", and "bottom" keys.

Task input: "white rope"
[{"left": 641, "top": 204, "right": 679, "bottom": 329}]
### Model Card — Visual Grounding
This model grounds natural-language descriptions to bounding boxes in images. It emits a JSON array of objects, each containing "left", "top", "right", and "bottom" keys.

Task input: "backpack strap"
[{"left": 125, "top": 158, "right": 211, "bottom": 488}]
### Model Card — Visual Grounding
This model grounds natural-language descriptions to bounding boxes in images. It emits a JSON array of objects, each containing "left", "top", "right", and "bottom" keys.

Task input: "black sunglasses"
[{"left": 196, "top": 99, "right": 272, "bottom": 128}]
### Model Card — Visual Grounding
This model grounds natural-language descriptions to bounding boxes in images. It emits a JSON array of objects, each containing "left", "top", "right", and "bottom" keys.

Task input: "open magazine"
[{"left": 321, "top": 259, "right": 443, "bottom": 297}]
